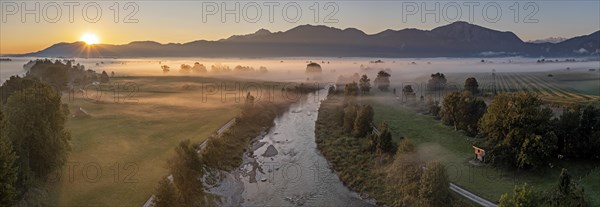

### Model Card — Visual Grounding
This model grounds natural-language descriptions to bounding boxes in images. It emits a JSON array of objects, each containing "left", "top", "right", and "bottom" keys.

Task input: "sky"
[{"left": 1, "top": 0, "right": 599, "bottom": 54}]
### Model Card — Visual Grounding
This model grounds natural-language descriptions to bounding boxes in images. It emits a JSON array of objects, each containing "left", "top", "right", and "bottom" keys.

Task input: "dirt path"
[{"left": 142, "top": 118, "right": 236, "bottom": 207}]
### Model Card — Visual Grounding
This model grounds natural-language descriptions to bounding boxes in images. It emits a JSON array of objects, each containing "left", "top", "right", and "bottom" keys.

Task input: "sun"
[{"left": 81, "top": 33, "right": 100, "bottom": 45}]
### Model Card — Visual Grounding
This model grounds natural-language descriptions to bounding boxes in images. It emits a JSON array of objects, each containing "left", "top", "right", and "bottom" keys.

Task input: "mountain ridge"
[{"left": 19, "top": 22, "right": 600, "bottom": 58}]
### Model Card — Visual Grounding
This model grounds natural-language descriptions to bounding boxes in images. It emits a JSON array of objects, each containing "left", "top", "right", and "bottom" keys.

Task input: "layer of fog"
[{"left": 2, "top": 57, "right": 599, "bottom": 84}]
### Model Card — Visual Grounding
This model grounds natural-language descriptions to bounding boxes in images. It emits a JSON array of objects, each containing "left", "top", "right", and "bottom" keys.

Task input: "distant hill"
[{"left": 19, "top": 21, "right": 600, "bottom": 58}]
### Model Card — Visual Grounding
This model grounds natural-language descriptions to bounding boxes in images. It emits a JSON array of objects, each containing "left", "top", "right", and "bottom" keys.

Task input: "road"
[{"left": 450, "top": 182, "right": 498, "bottom": 207}]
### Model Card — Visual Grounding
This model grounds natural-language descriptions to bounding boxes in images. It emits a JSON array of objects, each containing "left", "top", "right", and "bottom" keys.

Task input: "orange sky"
[{"left": 1, "top": 1, "right": 598, "bottom": 54}]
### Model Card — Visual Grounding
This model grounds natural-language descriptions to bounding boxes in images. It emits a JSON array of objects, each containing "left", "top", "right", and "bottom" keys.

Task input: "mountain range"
[{"left": 18, "top": 21, "right": 600, "bottom": 58}]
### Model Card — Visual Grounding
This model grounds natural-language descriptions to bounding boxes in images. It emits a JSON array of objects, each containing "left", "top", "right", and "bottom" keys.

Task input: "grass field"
[
  {"left": 366, "top": 96, "right": 600, "bottom": 205},
  {"left": 441, "top": 70, "right": 600, "bottom": 105},
  {"left": 46, "top": 76, "right": 259, "bottom": 206}
]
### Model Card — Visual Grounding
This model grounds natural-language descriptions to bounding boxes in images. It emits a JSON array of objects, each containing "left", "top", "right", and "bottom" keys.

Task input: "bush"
[
  {"left": 499, "top": 183, "right": 540, "bottom": 207},
  {"left": 397, "top": 139, "right": 415, "bottom": 154},
  {"left": 418, "top": 161, "right": 450, "bottom": 207}
]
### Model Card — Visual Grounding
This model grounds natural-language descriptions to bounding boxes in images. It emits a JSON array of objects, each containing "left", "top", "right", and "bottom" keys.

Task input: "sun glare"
[{"left": 81, "top": 33, "right": 100, "bottom": 45}]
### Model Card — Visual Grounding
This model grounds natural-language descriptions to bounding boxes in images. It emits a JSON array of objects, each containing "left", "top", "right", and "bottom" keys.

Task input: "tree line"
[
  {"left": 0, "top": 60, "right": 112, "bottom": 206},
  {"left": 335, "top": 70, "right": 391, "bottom": 93},
  {"left": 337, "top": 80, "right": 395, "bottom": 154},
  {"left": 0, "top": 76, "right": 72, "bottom": 206},
  {"left": 25, "top": 59, "right": 110, "bottom": 87},
  {"left": 162, "top": 62, "right": 268, "bottom": 74}
]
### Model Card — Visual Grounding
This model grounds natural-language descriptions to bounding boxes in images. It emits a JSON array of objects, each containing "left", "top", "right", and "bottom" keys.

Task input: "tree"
[
  {"left": 358, "top": 75, "right": 371, "bottom": 94},
  {"left": 552, "top": 105, "right": 600, "bottom": 158},
  {"left": 100, "top": 70, "right": 109, "bottom": 83},
  {"left": 464, "top": 77, "right": 480, "bottom": 95},
  {"left": 430, "top": 104, "right": 441, "bottom": 118},
  {"left": 233, "top": 65, "right": 255, "bottom": 73},
  {"left": 27, "top": 59, "right": 68, "bottom": 87},
  {"left": 306, "top": 63, "right": 322, "bottom": 73},
  {"left": 545, "top": 168, "right": 589, "bottom": 207},
  {"left": 558, "top": 168, "right": 572, "bottom": 195},
  {"left": 210, "top": 64, "right": 231, "bottom": 73},
  {"left": 180, "top": 64, "right": 192, "bottom": 73},
  {"left": 258, "top": 66, "right": 268, "bottom": 73},
  {"left": 353, "top": 105, "right": 374, "bottom": 137},
  {"left": 344, "top": 82, "right": 359, "bottom": 97},
  {"left": 242, "top": 92, "right": 255, "bottom": 118},
  {"left": 88, "top": 70, "right": 98, "bottom": 82},
  {"left": 327, "top": 85, "right": 336, "bottom": 96},
  {"left": 192, "top": 62, "right": 207, "bottom": 73},
  {"left": 372, "top": 122, "right": 394, "bottom": 153},
  {"left": 336, "top": 73, "right": 360, "bottom": 89},
  {"left": 553, "top": 107, "right": 581, "bottom": 157},
  {"left": 591, "top": 131, "right": 600, "bottom": 159},
  {"left": 0, "top": 109, "right": 18, "bottom": 207},
  {"left": 3, "top": 81, "right": 71, "bottom": 190},
  {"left": 427, "top": 73, "right": 447, "bottom": 91},
  {"left": 168, "top": 140, "right": 208, "bottom": 206},
  {"left": 440, "top": 91, "right": 486, "bottom": 136},
  {"left": 386, "top": 141, "right": 420, "bottom": 206},
  {"left": 344, "top": 82, "right": 359, "bottom": 106},
  {"left": 153, "top": 177, "right": 179, "bottom": 207},
  {"left": 441, "top": 92, "right": 462, "bottom": 130},
  {"left": 161, "top": 65, "right": 170, "bottom": 73},
  {"left": 343, "top": 105, "right": 358, "bottom": 133},
  {"left": 479, "top": 93, "right": 556, "bottom": 168},
  {"left": 374, "top": 70, "right": 391, "bottom": 91},
  {"left": 418, "top": 161, "right": 450, "bottom": 207},
  {"left": 426, "top": 97, "right": 441, "bottom": 118},
  {"left": 0, "top": 76, "right": 39, "bottom": 104},
  {"left": 499, "top": 183, "right": 540, "bottom": 207},
  {"left": 402, "top": 85, "right": 416, "bottom": 101},
  {"left": 578, "top": 105, "right": 600, "bottom": 158},
  {"left": 580, "top": 106, "right": 600, "bottom": 136}
]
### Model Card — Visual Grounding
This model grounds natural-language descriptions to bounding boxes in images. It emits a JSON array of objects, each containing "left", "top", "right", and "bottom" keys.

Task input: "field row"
[{"left": 473, "top": 72, "right": 600, "bottom": 104}]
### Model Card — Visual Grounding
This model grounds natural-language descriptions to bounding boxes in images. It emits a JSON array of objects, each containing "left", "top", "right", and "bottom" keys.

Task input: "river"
[{"left": 210, "top": 89, "right": 375, "bottom": 207}]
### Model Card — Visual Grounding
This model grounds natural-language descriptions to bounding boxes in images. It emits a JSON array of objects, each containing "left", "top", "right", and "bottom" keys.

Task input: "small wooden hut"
[{"left": 472, "top": 146, "right": 486, "bottom": 162}]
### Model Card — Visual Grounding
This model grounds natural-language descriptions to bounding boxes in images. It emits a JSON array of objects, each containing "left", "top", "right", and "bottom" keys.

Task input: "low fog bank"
[{"left": 2, "top": 57, "right": 599, "bottom": 84}]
